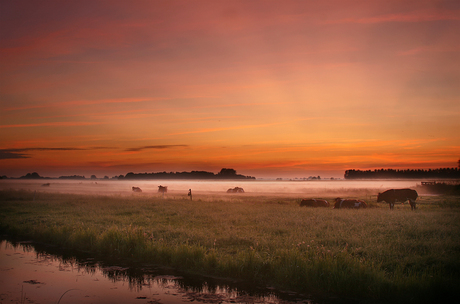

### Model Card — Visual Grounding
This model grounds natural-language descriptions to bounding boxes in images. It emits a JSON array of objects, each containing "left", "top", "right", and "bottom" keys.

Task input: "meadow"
[{"left": 1, "top": 189, "right": 459, "bottom": 303}]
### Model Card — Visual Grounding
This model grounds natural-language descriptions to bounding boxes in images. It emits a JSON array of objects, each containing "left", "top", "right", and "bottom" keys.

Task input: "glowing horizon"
[{"left": 1, "top": 1, "right": 459, "bottom": 179}]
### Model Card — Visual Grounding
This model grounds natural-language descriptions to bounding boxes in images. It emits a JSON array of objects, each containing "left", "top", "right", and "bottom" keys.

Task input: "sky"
[{"left": 1, "top": 0, "right": 459, "bottom": 179}]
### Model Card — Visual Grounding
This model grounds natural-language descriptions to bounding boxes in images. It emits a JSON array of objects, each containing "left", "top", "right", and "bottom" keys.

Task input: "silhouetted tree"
[
  {"left": 20, "top": 172, "right": 42, "bottom": 179},
  {"left": 218, "top": 168, "right": 237, "bottom": 176}
]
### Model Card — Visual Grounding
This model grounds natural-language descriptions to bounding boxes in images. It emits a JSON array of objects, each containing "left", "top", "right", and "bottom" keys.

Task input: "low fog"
[{"left": 0, "top": 179, "right": 421, "bottom": 199}]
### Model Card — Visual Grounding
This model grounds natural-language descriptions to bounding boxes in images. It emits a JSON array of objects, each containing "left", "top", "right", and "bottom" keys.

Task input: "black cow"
[
  {"left": 132, "top": 186, "right": 142, "bottom": 192},
  {"left": 158, "top": 185, "right": 168, "bottom": 193},
  {"left": 300, "top": 199, "right": 329, "bottom": 207},
  {"left": 334, "top": 198, "right": 367, "bottom": 209},
  {"left": 377, "top": 189, "right": 418, "bottom": 210},
  {"left": 227, "top": 187, "right": 244, "bottom": 193}
]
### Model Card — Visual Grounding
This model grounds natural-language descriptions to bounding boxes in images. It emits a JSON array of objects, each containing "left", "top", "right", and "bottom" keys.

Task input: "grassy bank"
[{"left": 1, "top": 189, "right": 459, "bottom": 303}]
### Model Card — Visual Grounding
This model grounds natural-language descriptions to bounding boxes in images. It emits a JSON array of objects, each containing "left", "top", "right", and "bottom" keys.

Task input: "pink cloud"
[
  {"left": 398, "top": 45, "right": 460, "bottom": 56},
  {"left": 325, "top": 10, "right": 460, "bottom": 24},
  {"left": 0, "top": 122, "right": 103, "bottom": 128},
  {"left": 3, "top": 97, "right": 156, "bottom": 112},
  {"left": 166, "top": 118, "right": 320, "bottom": 136}
]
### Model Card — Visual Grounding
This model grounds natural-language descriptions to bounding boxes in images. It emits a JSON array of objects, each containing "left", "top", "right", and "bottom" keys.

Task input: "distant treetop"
[
  {"left": 218, "top": 168, "right": 237, "bottom": 176},
  {"left": 344, "top": 168, "right": 460, "bottom": 179},
  {"left": 59, "top": 175, "right": 86, "bottom": 180},
  {"left": 20, "top": 172, "right": 43, "bottom": 179}
]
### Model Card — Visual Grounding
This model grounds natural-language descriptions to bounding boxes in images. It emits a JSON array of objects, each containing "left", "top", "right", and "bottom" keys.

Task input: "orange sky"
[{"left": 1, "top": 0, "right": 459, "bottom": 178}]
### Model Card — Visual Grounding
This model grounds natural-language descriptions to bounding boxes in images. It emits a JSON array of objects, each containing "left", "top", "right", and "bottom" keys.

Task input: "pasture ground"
[{"left": 0, "top": 189, "right": 459, "bottom": 303}]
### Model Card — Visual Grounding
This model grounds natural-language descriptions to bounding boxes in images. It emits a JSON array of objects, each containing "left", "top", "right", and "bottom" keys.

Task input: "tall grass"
[{"left": 1, "top": 189, "right": 459, "bottom": 303}]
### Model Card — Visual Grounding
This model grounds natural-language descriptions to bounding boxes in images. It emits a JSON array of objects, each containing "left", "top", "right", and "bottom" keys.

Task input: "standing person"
[{"left": 188, "top": 189, "right": 192, "bottom": 201}]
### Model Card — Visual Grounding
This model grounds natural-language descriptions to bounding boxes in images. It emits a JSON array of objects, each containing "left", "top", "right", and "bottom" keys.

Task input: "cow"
[
  {"left": 227, "top": 187, "right": 244, "bottom": 193},
  {"left": 334, "top": 198, "right": 367, "bottom": 209},
  {"left": 377, "top": 189, "right": 418, "bottom": 210},
  {"left": 132, "top": 186, "right": 142, "bottom": 192},
  {"left": 300, "top": 199, "right": 330, "bottom": 207},
  {"left": 41, "top": 183, "right": 50, "bottom": 187},
  {"left": 158, "top": 185, "right": 168, "bottom": 193}
]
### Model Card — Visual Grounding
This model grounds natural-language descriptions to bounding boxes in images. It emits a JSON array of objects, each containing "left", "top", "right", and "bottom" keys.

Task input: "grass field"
[{"left": 1, "top": 189, "right": 459, "bottom": 303}]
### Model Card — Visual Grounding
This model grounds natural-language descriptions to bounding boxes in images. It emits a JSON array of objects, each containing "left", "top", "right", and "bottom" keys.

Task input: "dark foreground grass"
[{"left": 1, "top": 189, "right": 459, "bottom": 303}]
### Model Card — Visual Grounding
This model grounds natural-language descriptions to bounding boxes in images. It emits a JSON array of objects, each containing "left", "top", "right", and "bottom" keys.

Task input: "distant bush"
[
  {"left": 417, "top": 182, "right": 460, "bottom": 195},
  {"left": 58, "top": 175, "right": 86, "bottom": 179}
]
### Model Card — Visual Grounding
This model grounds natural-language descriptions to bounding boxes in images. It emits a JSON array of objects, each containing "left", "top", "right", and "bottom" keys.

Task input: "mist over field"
[{"left": 0, "top": 179, "right": 422, "bottom": 198}]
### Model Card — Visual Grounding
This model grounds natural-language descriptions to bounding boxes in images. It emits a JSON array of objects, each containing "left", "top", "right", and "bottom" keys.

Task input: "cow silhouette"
[
  {"left": 377, "top": 189, "right": 418, "bottom": 210},
  {"left": 132, "top": 186, "right": 142, "bottom": 192},
  {"left": 300, "top": 199, "right": 329, "bottom": 207},
  {"left": 334, "top": 198, "right": 367, "bottom": 209},
  {"left": 227, "top": 187, "right": 244, "bottom": 193}
]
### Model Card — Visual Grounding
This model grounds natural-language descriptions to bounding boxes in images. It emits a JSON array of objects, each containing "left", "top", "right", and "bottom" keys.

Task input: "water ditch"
[{"left": 0, "top": 237, "right": 343, "bottom": 304}]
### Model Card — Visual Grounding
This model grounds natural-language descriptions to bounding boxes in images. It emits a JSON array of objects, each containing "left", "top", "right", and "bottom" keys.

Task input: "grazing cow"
[
  {"left": 158, "top": 185, "right": 168, "bottom": 193},
  {"left": 377, "top": 189, "right": 418, "bottom": 210},
  {"left": 227, "top": 187, "right": 244, "bottom": 193},
  {"left": 41, "top": 183, "right": 50, "bottom": 187},
  {"left": 334, "top": 198, "right": 367, "bottom": 209},
  {"left": 300, "top": 199, "right": 329, "bottom": 207},
  {"left": 132, "top": 186, "right": 142, "bottom": 192}
]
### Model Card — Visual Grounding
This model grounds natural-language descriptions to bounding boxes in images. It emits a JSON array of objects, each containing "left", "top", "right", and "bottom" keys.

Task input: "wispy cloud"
[
  {"left": 2, "top": 98, "right": 159, "bottom": 112},
  {"left": 397, "top": 45, "right": 460, "bottom": 56},
  {"left": 0, "top": 150, "right": 29, "bottom": 160},
  {"left": 0, "top": 146, "right": 116, "bottom": 160},
  {"left": 178, "top": 101, "right": 299, "bottom": 111},
  {"left": 167, "top": 116, "right": 244, "bottom": 124},
  {"left": 125, "top": 145, "right": 188, "bottom": 152},
  {"left": 167, "top": 118, "right": 321, "bottom": 136},
  {"left": 0, "top": 122, "right": 103, "bottom": 128},
  {"left": 2, "top": 99, "right": 285, "bottom": 116},
  {"left": 0, "top": 147, "right": 83, "bottom": 160},
  {"left": 325, "top": 11, "right": 460, "bottom": 25}
]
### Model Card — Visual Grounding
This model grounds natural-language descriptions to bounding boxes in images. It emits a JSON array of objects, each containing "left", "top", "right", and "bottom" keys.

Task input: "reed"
[{"left": 1, "top": 189, "right": 459, "bottom": 303}]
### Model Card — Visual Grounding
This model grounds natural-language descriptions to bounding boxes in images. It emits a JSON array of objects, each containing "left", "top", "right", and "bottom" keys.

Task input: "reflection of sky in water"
[
  {"left": 0, "top": 240, "right": 313, "bottom": 304},
  {"left": 1, "top": 240, "right": 181, "bottom": 303}
]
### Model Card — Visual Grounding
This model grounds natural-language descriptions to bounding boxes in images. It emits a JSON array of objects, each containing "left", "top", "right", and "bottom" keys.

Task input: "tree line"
[
  {"left": 120, "top": 168, "right": 255, "bottom": 180},
  {"left": 344, "top": 168, "right": 460, "bottom": 179},
  {"left": 1, "top": 168, "right": 255, "bottom": 180}
]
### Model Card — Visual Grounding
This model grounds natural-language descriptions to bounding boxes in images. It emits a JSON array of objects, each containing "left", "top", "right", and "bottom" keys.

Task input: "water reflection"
[{"left": 1, "top": 238, "right": 320, "bottom": 304}]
